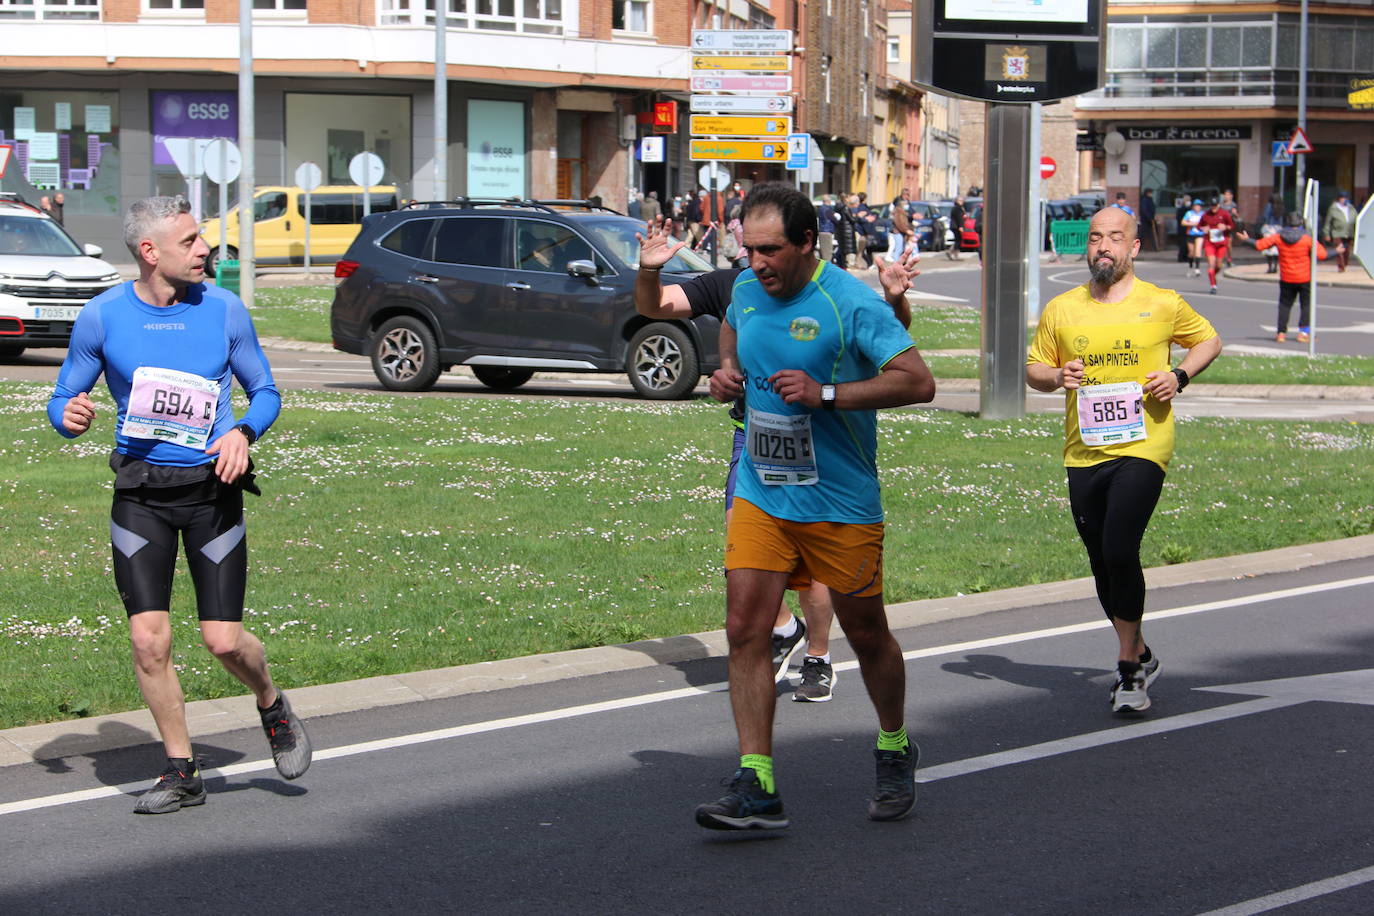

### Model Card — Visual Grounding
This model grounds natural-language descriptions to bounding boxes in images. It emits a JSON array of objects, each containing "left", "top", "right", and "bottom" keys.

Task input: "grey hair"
[{"left": 123, "top": 195, "right": 191, "bottom": 257}]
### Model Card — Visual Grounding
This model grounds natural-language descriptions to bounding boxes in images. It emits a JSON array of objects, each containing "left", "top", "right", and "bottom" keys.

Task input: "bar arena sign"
[{"left": 1124, "top": 126, "right": 1251, "bottom": 141}]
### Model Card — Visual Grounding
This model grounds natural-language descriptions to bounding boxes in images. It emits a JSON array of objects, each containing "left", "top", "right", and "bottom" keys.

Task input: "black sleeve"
[{"left": 680, "top": 268, "right": 742, "bottom": 320}]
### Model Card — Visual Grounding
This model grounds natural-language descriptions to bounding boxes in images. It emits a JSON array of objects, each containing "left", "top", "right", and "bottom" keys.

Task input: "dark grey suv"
[{"left": 330, "top": 199, "right": 720, "bottom": 399}]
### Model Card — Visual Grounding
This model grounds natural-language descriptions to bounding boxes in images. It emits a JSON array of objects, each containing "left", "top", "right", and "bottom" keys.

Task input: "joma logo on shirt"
[{"left": 143, "top": 322, "right": 186, "bottom": 331}]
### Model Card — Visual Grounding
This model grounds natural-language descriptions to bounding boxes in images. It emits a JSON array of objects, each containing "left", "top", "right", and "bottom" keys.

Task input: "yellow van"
[{"left": 200, "top": 185, "right": 399, "bottom": 275}]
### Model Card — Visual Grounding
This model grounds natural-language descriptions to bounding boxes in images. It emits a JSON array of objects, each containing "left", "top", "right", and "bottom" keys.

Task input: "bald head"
[{"left": 1089, "top": 204, "right": 1137, "bottom": 242}]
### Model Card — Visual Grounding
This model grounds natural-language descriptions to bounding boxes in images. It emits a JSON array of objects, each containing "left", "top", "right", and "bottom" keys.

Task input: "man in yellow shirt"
[{"left": 1026, "top": 206, "right": 1222, "bottom": 714}]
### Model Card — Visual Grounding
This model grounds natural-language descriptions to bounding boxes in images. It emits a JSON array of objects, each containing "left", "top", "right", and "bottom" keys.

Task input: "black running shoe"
[
  {"left": 261, "top": 692, "right": 313, "bottom": 779},
  {"left": 868, "top": 743, "right": 919, "bottom": 822},
  {"left": 771, "top": 618, "right": 807, "bottom": 682},
  {"left": 695, "top": 767, "right": 789, "bottom": 831},
  {"left": 134, "top": 761, "right": 206, "bottom": 815},
  {"left": 792, "top": 656, "right": 836, "bottom": 702}
]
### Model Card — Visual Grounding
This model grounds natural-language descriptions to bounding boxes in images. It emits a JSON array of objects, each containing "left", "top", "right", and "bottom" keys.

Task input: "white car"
[{"left": 0, "top": 198, "right": 121, "bottom": 360}]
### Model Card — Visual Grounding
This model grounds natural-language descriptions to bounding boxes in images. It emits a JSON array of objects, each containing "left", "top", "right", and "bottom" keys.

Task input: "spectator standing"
[
  {"left": 1112, "top": 192, "right": 1135, "bottom": 217},
  {"left": 1139, "top": 189, "right": 1159, "bottom": 251},
  {"left": 52, "top": 192, "right": 65, "bottom": 226},
  {"left": 889, "top": 195, "right": 912, "bottom": 262},
  {"left": 641, "top": 190, "right": 661, "bottom": 225},
  {"left": 686, "top": 191, "right": 705, "bottom": 247},
  {"left": 948, "top": 197, "right": 966, "bottom": 260},
  {"left": 1255, "top": 211, "right": 1327, "bottom": 342},
  {"left": 628, "top": 191, "right": 643, "bottom": 220},
  {"left": 1323, "top": 190, "right": 1356, "bottom": 273},
  {"left": 817, "top": 196, "right": 836, "bottom": 264},
  {"left": 1175, "top": 194, "right": 1193, "bottom": 262}
]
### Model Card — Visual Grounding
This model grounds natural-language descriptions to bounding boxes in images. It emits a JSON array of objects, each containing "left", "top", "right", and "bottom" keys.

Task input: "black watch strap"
[
  {"left": 1172, "top": 367, "right": 1190, "bottom": 391},
  {"left": 235, "top": 423, "right": 258, "bottom": 445}
]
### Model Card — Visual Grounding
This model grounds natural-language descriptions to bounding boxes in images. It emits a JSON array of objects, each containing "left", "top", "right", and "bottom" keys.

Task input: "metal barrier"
[{"left": 1049, "top": 219, "right": 1090, "bottom": 257}]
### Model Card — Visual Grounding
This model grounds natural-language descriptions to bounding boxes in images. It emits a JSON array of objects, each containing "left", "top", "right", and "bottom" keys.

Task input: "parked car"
[
  {"left": 958, "top": 198, "right": 983, "bottom": 251},
  {"left": 908, "top": 201, "right": 950, "bottom": 251},
  {"left": 330, "top": 199, "right": 720, "bottom": 399},
  {"left": 200, "top": 184, "right": 400, "bottom": 276},
  {"left": 0, "top": 198, "right": 122, "bottom": 360},
  {"left": 1065, "top": 192, "right": 1105, "bottom": 216}
]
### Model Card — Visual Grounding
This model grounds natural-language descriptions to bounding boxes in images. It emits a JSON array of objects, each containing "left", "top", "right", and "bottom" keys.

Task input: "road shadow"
[{"left": 940, "top": 653, "right": 1111, "bottom": 696}]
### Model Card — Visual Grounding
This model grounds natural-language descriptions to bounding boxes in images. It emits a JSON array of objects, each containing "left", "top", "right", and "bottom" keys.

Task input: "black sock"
[
  {"left": 169, "top": 756, "right": 196, "bottom": 776},
  {"left": 257, "top": 692, "right": 283, "bottom": 717},
  {"left": 1139, "top": 646, "right": 1153, "bottom": 665}
]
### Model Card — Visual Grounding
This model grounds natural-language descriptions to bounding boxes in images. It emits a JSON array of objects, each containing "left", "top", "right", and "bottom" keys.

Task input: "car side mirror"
[
  {"left": 83, "top": 243, "right": 104, "bottom": 257},
  {"left": 566, "top": 259, "right": 598, "bottom": 281}
]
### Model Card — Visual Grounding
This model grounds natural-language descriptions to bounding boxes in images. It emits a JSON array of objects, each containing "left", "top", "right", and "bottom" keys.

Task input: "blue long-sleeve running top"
[{"left": 48, "top": 281, "right": 281, "bottom": 468}]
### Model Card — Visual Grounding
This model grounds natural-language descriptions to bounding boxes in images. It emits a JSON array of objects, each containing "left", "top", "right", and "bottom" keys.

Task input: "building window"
[
  {"left": 143, "top": 0, "right": 204, "bottom": 14},
  {"left": 888, "top": 37, "right": 900, "bottom": 63},
  {"left": 612, "top": 0, "right": 648, "bottom": 32},
  {"left": 861, "top": 73, "right": 869, "bottom": 118},
  {"left": 379, "top": 0, "right": 563, "bottom": 34},
  {"left": 822, "top": 56, "right": 832, "bottom": 105},
  {"left": 747, "top": 5, "right": 773, "bottom": 28},
  {"left": 1, "top": 0, "right": 101, "bottom": 19},
  {"left": 252, "top": 0, "right": 306, "bottom": 11}
]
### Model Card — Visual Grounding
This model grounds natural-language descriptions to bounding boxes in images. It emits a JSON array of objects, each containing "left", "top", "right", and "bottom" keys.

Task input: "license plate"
[{"left": 31, "top": 305, "right": 82, "bottom": 321}]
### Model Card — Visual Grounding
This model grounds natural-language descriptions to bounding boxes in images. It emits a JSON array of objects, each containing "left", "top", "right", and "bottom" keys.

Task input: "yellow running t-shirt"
[{"left": 1028, "top": 278, "right": 1217, "bottom": 471}]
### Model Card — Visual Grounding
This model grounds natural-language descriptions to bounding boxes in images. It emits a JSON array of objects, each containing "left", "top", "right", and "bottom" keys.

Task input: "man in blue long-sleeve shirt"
[{"left": 48, "top": 195, "right": 311, "bottom": 814}]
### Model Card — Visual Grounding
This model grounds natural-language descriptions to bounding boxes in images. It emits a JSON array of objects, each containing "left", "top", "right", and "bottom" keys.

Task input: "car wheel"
[
  {"left": 205, "top": 246, "right": 238, "bottom": 280},
  {"left": 471, "top": 366, "right": 535, "bottom": 391},
  {"left": 371, "top": 315, "right": 441, "bottom": 391},
  {"left": 627, "top": 323, "right": 699, "bottom": 400},
  {"left": 0, "top": 343, "right": 24, "bottom": 360}
]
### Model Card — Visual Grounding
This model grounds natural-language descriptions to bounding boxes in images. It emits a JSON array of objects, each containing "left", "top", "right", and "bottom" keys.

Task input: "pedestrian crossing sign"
[{"left": 1271, "top": 141, "right": 1294, "bottom": 167}]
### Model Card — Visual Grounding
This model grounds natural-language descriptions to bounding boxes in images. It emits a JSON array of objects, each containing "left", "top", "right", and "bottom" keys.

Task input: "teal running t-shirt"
[{"left": 726, "top": 260, "right": 913, "bottom": 523}]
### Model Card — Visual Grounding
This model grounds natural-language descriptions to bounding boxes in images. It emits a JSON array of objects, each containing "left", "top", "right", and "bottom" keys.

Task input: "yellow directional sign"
[
  {"left": 691, "top": 55, "right": 791, "bottom": 72},
  {"left": 689, "top": 115, "right": 792, "bottom": 137},
  {"left": 690, "top": 140, "right": 789, "bottom": 162}
]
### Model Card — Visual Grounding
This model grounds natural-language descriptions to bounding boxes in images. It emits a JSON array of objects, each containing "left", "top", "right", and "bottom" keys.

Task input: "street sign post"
[
  {"left": 1354, "top": 193, "right": 1374, "bottom": 282},
  {"left": 1288, "top": 126, "right": 1314, "bottom": 155},
  {"left": 690, "top": 75, "right": 793, "bottom": 93},
  {"left": 348, "top": 151, "right": 385, "bottom": 217},
  {"left": 690, "top": 95, "right": 793, "bottom": 114},
  {"left": 698, "top": 163, "right": 730, "bottom": 191},
  {"left": 691, "top": 29, "right": 792, "bottom": 53},
  {"left": 691, "top": 55, "right": 790, "bottom": 72},
  {"left": 294, "top": 160, "right": 322, "bottom": 273},
  {"left": 786, "top": 134, "right": 809, "bottom": 171},
  {"left": 689, "top": 115, "right": 791, "bottom": 137},
  {"left": 1272, "top": 140, "right": 1294, "bottom": 167},
  {"left": 202, "top": 138, "right": 242, "bottom": 265},
  {"left": 689, "top": 140, "right": 787, "bottom": 162},
  {"left": 1039, "top": 156, "right": 1056, "bottom": 180}
]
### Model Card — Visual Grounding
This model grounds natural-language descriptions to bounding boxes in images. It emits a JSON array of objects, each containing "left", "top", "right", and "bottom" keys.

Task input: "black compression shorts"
[{"left": 110, "top": 482, "right": 248, "bottom": 621}]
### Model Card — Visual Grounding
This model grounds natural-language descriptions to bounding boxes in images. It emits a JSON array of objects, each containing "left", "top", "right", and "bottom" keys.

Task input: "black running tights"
[{"left": 1066, "top": 457, "right": 1166, "bottom": 624}]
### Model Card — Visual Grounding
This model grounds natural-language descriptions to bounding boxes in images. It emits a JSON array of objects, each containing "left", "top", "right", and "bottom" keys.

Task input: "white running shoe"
[{"left": 1111, "top": 661, "right": 1151, "bottom": 714}]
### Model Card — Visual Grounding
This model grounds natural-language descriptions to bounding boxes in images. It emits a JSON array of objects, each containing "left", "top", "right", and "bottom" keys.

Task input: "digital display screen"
[{"left": 944, "top": 0, "right": 1089, "bottom": 25}]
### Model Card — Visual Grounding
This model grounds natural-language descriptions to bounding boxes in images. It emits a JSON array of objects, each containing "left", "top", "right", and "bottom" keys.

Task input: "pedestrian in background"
[
  {"left": 948, "top": 197, "right": 966, "bottom": 261},
  {"left": 641, "top": 190, "right": 661, "bottom": 225},
  {"left": 889, "top": 195, "right": 912, "bottom": 262},
  {"left": 1255, "top": 211, "right": 1327, "bottom": 343},
  {"left": 817, "top": 195, "right": 836, "bottom": 264},
  {"left": 1323, "top": 190, "right": 1356, "bottom": 273},
  {"left": 1139, "top": 189, "right": 1160, "bottom": 251}
]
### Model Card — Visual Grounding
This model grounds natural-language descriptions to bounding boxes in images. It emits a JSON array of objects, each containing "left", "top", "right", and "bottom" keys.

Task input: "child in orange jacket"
[{"left": 1254, "top": 213, "right": 1328, "bottom": 343}]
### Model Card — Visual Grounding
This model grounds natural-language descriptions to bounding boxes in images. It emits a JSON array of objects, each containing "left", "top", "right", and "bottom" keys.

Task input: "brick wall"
[{"left": 805, "top": 0, "right": 877, "bottom": 147}]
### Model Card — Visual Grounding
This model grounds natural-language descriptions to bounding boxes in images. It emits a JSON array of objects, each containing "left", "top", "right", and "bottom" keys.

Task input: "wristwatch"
[
  {"left": 821, "top": 384, "right": 837, "bottom": 410},
  {"left": 234, "top": 423, "right": 258, "bottom": 445},
  {"left": 1171, "top": 368, "right": 1190, "bottom": 391}
]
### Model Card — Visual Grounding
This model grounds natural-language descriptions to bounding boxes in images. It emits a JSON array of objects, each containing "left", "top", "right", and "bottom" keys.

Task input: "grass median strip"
[{"left": 4, "top": 381, "right": 1372, "bottom": 729}]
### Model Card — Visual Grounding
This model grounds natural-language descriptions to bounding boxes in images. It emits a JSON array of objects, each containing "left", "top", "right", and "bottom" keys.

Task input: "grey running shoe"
[
  {"left": 770, "top": 618, "right": 807, "bottom": 682},
  {"left": 1111, "top": 661, "right": 1151, "bottom": 714},
  {"left": 792, "top": 656, "right": 836, "bottom": 702},
  {"left": 1140, "top": 652, "right": 1161, "bottom": 687},
  {"left": 695, "top": 767, "right": 789, "bottom": 831},
  {"left": 869, "top": 743, "right": 919, "bottom": 821},
  {"left": 261, "top": 692, "right": 313, "bottom": 779},
  {"left": 134, "top": 761, "right": 206, "bottom": 815}
]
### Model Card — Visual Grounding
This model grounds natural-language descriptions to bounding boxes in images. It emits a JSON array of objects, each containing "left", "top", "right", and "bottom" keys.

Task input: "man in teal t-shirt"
[{"left": 695, "top": 182, "right": 936, "bottom": 831}]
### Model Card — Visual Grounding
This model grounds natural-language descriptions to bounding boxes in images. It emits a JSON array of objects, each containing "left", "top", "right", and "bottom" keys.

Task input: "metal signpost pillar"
[
  {"left": 982, "top": 105, "right": 1033, "bottom": 418},
  {"left": 434, "top": 0, "right": 447, "bottom": 200},
  {"left": 237, "top": 0, "right": 255, "bottom": 308},
  {"left": 913, "top": 0, "right": 1107, "bottom": 419}
]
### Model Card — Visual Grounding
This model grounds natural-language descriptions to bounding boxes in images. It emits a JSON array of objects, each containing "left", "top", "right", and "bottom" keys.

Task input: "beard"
[{"left": 1089, "top": 251, "right": 1131, "bottom": 285}]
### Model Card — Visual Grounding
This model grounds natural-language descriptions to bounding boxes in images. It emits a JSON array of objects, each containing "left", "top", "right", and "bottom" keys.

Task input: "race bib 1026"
[
  {"left": 1076, "top": 381, "right": 1147, "bottom": 448},
  {"left": 747, "top": 407, "right": 818, "bottom": 486},
  {"left": 120, "top": 367, "right": 219, "bottom": 450}
]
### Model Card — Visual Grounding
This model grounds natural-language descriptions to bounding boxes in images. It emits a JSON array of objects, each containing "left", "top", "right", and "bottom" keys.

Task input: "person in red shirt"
[
  {"left": 1197, "top": 197, "right": 1248, "bottom": 294},
  {"left": 1253, "top": 212, "right": 1328, "bottom": 343}
]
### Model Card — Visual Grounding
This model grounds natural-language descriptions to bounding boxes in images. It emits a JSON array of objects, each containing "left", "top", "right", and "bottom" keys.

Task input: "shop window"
[
  {"left": 285, "top": 93, "right": 413, "bottom": 203},
  {"left": 0, "top": 90, "right": 120, "bottom": 217}
]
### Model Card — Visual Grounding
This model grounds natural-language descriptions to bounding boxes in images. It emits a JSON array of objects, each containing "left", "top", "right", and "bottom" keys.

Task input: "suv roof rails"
[{"left": 401, "top": 197, "right": 622, "bottom": 215}]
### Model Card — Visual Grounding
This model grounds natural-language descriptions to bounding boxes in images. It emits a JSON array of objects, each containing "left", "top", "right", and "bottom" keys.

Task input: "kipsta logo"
[{"left": 789, "top": 316, "right": 820, "bottom": 341}]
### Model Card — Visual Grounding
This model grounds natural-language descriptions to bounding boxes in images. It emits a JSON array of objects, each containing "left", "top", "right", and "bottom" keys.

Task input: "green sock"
[
  {"left": 740, "top": 753, "right": 775, "bottom": 794},
  {"left": 877, "top": 726, "right": 909, "bottom": 752}
]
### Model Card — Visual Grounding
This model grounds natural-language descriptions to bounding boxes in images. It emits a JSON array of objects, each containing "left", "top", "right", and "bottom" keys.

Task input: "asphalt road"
[
  {"left": 904, "top": 253, "right": 1374, "bottom": 359},
  {"left": 4, "top": 557, "right": 1374, "bottom": 914}
]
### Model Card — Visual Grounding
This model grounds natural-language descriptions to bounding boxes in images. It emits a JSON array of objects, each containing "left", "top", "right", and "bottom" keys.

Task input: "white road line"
[
  {"left": 3, "top": 573, "right": 1372, "bottom": 818},
  {"left": 1194, "top": 864, "right": 1374, "bottom": 915}
]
